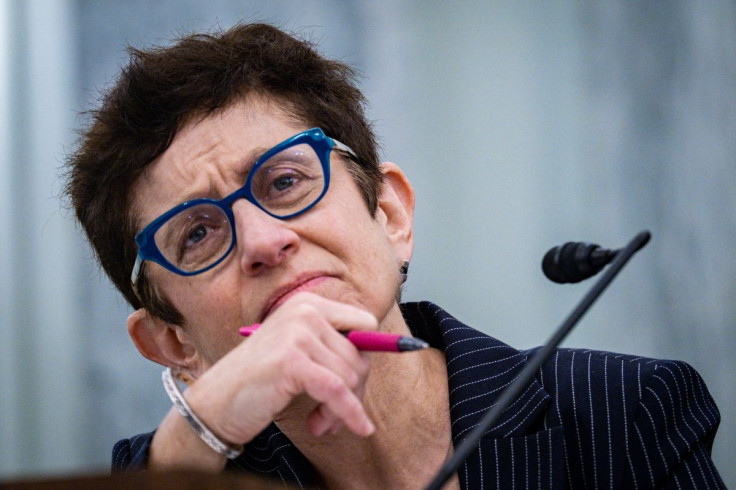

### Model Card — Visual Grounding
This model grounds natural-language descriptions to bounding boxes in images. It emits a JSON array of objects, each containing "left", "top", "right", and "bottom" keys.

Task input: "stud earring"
[{"left": 400, "top": 260, "right": 410, "bottom": 284}]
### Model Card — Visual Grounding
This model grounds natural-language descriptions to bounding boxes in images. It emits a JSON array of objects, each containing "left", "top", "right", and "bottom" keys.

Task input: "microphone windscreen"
[{"left": 542, "top": 242, "right": 612, "bottom": 284}]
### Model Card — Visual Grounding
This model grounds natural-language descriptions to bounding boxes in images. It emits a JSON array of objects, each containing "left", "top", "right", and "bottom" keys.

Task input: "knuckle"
[
  {"left": 343, "top": 370, "right": 360, "bottom": 390},
  {"left": 293, "top": 301, "right": 321, "bottom": 324},
  {"left": 323, "top": 376, "right": 347, "bottom": 398},
  {"left": 276, "top": 348, "right": 306, "bottom": 374},
  {"left": 290, "top": 291, "right": 318, "bottom": 308}
]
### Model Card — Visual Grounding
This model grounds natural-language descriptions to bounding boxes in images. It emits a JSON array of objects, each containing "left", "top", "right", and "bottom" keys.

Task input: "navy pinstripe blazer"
[{"left": 113, "top": 301, "right": 724, "bottom": 488}]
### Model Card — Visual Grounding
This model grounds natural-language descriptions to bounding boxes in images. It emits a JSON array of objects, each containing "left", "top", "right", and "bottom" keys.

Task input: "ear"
[
  {"left": 377, "top": 162, "right": 415, "bottom": 262},
  {"left": 127, "top": 308, "right": 202, "bottom": 383}
]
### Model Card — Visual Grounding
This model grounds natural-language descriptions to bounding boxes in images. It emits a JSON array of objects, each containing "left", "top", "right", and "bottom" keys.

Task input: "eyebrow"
[
  {"left": 158, "top": 142, "right": 279, "bottom": 218},
  {"left": 178, "top": 145, "right": 271, "bottom": 204},
  {"left": 239, "top": 146, "right": 271, "bottom": 176}
]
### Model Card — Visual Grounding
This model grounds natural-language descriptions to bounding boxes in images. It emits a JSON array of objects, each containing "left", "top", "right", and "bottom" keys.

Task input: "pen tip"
[{"left": 398, "top": 337, "right": 430, "bottom": 351}]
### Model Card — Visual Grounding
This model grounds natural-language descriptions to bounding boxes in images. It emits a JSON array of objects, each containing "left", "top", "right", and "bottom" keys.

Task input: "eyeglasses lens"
[
  {"left": 153, "top": 203, "right": 232, "bottom": 273},
  {"left": 250, "top": 143, "right": 326, "bottom": 216}
]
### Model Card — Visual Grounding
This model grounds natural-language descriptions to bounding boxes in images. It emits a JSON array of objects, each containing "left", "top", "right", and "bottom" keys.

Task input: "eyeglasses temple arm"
[
  {"left": 331, "top": 139, "right": 358, "bottom": 161},
  {"left": 131, "top": 255, "right": 144, "bottom": 301}
]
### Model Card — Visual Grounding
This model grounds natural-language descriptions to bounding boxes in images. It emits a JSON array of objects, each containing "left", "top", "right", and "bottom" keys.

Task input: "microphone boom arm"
[{"left": 424, "top": 230, "right": 651, "bottom": 490}]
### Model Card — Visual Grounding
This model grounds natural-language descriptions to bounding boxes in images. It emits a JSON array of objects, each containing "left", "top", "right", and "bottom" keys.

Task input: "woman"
[{"left": 67, "top": 23, "right": 723, "bottom": 488}]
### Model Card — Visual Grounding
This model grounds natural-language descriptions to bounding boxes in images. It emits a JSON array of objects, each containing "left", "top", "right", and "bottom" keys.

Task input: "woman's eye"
[
  {"left": 253, "top": 168, "right": 303, "bottom": 200},
  {"left": 187, "top": 225, "right": 208, "bottom": 244},
  {"left": 182, "top": 217, "right": 225, "bottom": 250},
  {"left": 272, "top": 175, "right": 296, "bottom": 191}
]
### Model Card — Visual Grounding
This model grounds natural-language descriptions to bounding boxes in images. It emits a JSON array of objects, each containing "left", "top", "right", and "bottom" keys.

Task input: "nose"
[{"left": 231, "top": 199, "right": 300, "bottom": 275}]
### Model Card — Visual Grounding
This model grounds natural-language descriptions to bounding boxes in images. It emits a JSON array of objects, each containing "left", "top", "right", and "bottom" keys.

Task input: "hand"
[{"left": 185, "top": 292, "right": 377, "bottom": 446}]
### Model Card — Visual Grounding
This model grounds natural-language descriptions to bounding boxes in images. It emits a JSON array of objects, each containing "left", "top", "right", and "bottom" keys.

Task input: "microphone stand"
[{"left": 424, "top": 230, "right": 651, "bottom": 490}]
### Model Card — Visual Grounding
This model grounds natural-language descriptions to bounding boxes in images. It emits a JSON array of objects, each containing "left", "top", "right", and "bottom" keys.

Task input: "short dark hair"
[{"left": 66, "top": 23, "right": 382, "bottom": 324}]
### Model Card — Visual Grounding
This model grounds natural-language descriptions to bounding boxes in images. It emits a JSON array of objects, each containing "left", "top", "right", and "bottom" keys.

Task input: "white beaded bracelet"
[{"left": 161, "top": 367, "right": 244, "bottom": 459}]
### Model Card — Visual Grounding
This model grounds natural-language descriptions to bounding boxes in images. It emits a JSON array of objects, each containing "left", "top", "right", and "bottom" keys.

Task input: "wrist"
[
  {"left": 161, "top": 367, "right": 244, "bottom": 460},
  {"left": 150, "top": 406, "right": 229, "bottom": 471}
]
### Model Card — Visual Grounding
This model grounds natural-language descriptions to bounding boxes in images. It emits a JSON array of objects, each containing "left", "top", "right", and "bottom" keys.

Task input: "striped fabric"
[{"left": 113, "top": 301, "right": 724, "bottom": 488}]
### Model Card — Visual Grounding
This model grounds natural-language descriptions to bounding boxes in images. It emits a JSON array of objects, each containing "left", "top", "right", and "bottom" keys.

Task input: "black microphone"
[
  {"left": 542, "top": 241, "right": 619, "bottom": 284},
  {"left": 424, "top": 230, "right": 651, "bottom": 490}
]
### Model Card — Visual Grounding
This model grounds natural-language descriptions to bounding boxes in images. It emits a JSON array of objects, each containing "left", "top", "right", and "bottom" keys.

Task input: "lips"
[{"left": 260, "top": 273, "right": 333, "bottom": 321}]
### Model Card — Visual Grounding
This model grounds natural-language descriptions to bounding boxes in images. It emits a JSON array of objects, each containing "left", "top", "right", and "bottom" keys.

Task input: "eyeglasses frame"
[{"left": 130, "top": 127, "right": 356, "bottom": 295}]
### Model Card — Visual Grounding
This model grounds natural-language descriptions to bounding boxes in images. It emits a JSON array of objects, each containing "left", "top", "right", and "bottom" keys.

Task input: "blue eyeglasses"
[{"left": 130, "top": 127, "right": 356, "bottom": 295}]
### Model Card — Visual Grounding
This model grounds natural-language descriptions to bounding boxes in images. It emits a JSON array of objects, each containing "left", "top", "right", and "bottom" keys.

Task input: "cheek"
[
  {"left": 186, "top": 283, "right": 244, "bottom": 360},
  {"left": 167, "top": 276, "right": 244, "bottom": 354},
  {"left": 171, "top": 266, "right": 240, "bottom": 313},
  {"left": 195, "top": 325, "right": 242, "bottom": 365},
  {"left": 190, "top": 283, "right": 245, "bottom": 332},
  {"left": 335, "top": 220, "right": 401, "bottom": 310}
]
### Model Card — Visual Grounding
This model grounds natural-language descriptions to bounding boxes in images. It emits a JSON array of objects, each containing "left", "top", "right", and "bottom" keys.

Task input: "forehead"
[{"left": 131, "top": 97, "right": 307, "bottom": 228}]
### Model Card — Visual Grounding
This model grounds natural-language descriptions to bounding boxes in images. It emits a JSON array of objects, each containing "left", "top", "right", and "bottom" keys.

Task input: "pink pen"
[{"left": 239, "top": 324, "right": 429, "bottom": 352}]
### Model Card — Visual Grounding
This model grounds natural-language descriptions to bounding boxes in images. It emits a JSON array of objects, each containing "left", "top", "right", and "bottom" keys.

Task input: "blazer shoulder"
[
  {"left": 629, "top": 357, "right": 723, "bottom": 487},
  {"left": 534, "top": 348, "right": 719, "bottom": 427},
  {"left": 533, "top": 347, "right": 707, "bottom": 393},
  {"left": 532, "top": 347, "right": 723, "bottom": 488}
]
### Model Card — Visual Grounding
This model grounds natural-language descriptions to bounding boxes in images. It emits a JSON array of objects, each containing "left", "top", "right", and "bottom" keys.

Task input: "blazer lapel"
[{"left": 402, "top": 302, "right": 565, "bottom": 489}]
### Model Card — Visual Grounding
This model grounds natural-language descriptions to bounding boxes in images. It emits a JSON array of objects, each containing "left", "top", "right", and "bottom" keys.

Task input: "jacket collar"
[{"left": 401, "top": 301, "right": 551, "bottom": 442}]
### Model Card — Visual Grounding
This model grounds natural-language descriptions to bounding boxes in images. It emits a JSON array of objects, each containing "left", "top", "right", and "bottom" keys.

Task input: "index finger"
[{"left": 266, "top": 292, "right": 379, "bottom": 332}]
